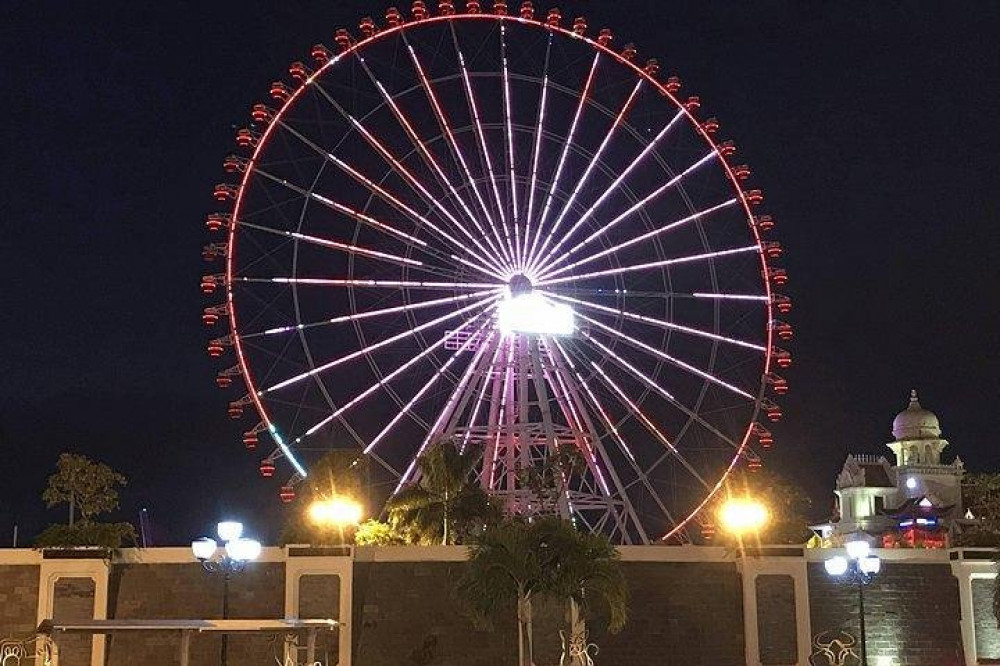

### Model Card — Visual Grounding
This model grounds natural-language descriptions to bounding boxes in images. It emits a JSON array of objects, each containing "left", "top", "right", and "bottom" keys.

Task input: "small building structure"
[{"left": 813, "top": 390, "right": 966, "bottom": 547}]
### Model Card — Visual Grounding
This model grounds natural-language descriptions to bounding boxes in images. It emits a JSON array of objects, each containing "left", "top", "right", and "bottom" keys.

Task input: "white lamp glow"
[
  {"left": 225, "top": 537, "right": 262, "bottom": 563},
  {"left": 216, "top": 521, "right": 244, "bottom": 543},
  {"left": 497, "top": 293, "right": 574, "bottom": 336},
  {"left": 859, "top": 556, "right": 882, "bottom": 575},
  {"left": 845, "top": 539, "right": 871, "bottom": 561},
  {"left": 824, "top": 556, "right": 849, "bottom": 576},
  {"left": 906, "top": 477, "right": 917, "bottom": 490},
  {"left": 191, "top": 537, "right": 217, "bottom": 561}
]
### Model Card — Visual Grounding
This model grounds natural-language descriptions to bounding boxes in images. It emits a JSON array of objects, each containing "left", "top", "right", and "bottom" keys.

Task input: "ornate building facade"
[{"left": 813, "top": 390, "right": 966, "bottom": 547}]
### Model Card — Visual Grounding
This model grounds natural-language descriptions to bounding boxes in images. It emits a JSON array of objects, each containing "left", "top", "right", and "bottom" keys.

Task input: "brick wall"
[
  {"left": 972, "top": 577, "right": 1000, "bottom": 662},
  {"left": 52, "top": 577, "right": 95, "bottom": 666},
  {"left": 106, "top": 561, "right": 285, "bottom": 666},
  {"left": 807, "top": 561, "right": 964, "bottom": 666},
  {"left": 0, "top": 565, "right": 39, "bottom": 639},
  {"left": 756, "top": 573, "right": 797, "bottom": 665},
  {"left": 591, "top": 561, "right": 745, "bottom": 665}
]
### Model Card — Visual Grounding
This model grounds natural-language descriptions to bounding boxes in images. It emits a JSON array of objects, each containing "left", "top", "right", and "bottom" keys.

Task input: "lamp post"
[
  {"left": 718, "top": 496, "right": 769, "bottom": 666},
  {"left": 191, "top": 521, "right": 262, "bottom": 666},
  {"left": 823, "top": 538, "right": 881, "bottom": 666}
]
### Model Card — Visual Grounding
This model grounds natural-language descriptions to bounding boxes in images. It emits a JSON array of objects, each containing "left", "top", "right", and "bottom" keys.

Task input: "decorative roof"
[
  {"left": 836, "top": 455, "right": 895, "bottom": 489},
  {"left": 891, "top": 389, "right": 941, "bottom": 441}
]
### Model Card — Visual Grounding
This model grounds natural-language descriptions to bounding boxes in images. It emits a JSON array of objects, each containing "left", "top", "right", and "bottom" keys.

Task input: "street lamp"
[
  {"left": 718, "top": 496, "right": 769, "bottom": 538},
  {"left": 308, "top": 496, "right": 364, "bottom": 529},
  {"left": 191, "top": 521, "right": 261, "bottom": 666},
  {"left": 824, "top": 537, "right": 881, "bottom": 666}
]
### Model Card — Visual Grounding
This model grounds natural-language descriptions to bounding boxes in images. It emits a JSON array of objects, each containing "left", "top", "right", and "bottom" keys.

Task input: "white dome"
[{"left": 892, "top": 389, "right": 941, "bottom": 440}]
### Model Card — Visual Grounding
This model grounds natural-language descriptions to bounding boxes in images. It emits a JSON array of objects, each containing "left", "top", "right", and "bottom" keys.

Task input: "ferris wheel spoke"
[
  {"left": 526, "top": 78, "right": 643, "bottom": 275},
  {"left": 575, "top": 332, "right": 745, "bottom": 451},
  {"left": 402, "top": 37, "right": 513, "bottom": 269},
  {"left": 536, "top": 245, "right": 760, "bottom": 287},
  {"left": 396, "top": 329, "right": 499, "bottom": 490},
  {"left": 579, "top": 314, "right": 756, "bottom": 400},
  {"left": 539, "top": 290, "right": 765, "bottom": 352},
  {"left": 240, "top": 277, "right": 501, "bottom": 291},
  {"left": 499, "top": 24, "right": 521, "bottom": 266},
  {"left": 352, "top": 52, "right": 513, "bottom": 273},
  {"left": 240, "top": 290, "right": 497, "bottom": 339},
  {"left": 537, "top": 150, "right": 720, "bottom": 276},
  {"left": 532, "top": 108, "right": 687, "bottom": 270},
  {"left": 538, "top": 198, "right": 740, "bottom": 280},
  {"left": 548, "top": 339, "right": 692, "bottom": 529},
  {"left": 291, "top": 307, "right": 496, "bottom": 444},
  {"left": 297, "top": 85, "right": 508, "bottom": 275},
  {"left": 558, "top": 339, "right": 715, "bottom": 492},
  {"left": 522, "top": 33, "right": 552, "bottom": 264},
  {"left": 527, "top": 52, "right": 601, "bottom": 267},
  {"left": 367, "top": 322, "right": 496, "bottom": 458},
  {"left": 450, "top": 22, "right": 516, "bottom": 263},
  {"left": 253, "top": 134, "right": 504, "bottom": 280},
  {"left": 259, "top": 295, "right": 498, "bottom": 395}
]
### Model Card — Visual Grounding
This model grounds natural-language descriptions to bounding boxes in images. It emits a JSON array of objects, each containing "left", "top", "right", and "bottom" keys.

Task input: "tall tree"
[
  {"left": 42, "top": 453, "right": 127, "bottom": 526},
  {"left": 388, "top": 439, "right": 498, "bottom": 545},
  {"left": 458, "top": 517, "right": 628, "bottom": 666}
]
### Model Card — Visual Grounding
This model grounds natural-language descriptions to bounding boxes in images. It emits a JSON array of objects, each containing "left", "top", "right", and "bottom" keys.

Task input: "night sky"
[{"left": 2, "top": 1, "right": 998, "bottom": 546}]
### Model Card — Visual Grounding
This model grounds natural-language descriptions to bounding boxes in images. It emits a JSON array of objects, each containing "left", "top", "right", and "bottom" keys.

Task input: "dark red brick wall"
[
  {"left": 106, "top": 562, "right": 284, "bottom": 666},
  {"left": 591, "top": 561, "right": 745, "bottom": 665},
  {"left": 807, "top": 562, "right": 964, "bottom": 666},
  {"left": 756, "top": 573, "right": 797, "bottom": 665},
  {"left": 0, "top": 565, "right": 39, "bottom": 639},
  {"left": 52, "top": 577, "right": 95, "bottom": 666}
]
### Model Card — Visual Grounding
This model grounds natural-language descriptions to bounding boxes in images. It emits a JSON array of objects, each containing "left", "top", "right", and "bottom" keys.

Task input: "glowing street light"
[
  {"left": 191, "top": 521, "right": 261, "bottom": 666},
  {"left": 308, "top": 496, "right": 364, "bottom": 528},
  {"left": 824, "top": 536, "right": 881, "bottom": 666},
  {"left": 717, "top": 497, "right": 769, "bottom": 537}
]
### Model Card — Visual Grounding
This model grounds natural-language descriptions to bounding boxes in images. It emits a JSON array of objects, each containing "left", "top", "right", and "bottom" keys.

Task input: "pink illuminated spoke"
[
  {"left": 532, "top": 109, "right": 686, "bottom": 270},
  {"left": 579, "top": 314, "right": 755, "bottom": 399},
  {"left": 538, "top": 150, "right": 719, "bottom": 275},
  {"left": 245, "top": 290, "right": 496, "bottom": 339},
  {"left": 538, "top": 198, "right": 739, "bottom": 280},
  {"left": 397, "top": 330, "right": 498, "bottom": 489},
  {"left": 403, "top": 40, "right": 512, "bottom": 268},
  {"left": 367, "top": 323, "right": 496, "bottom": 459},
  {"left": 536, "top": 245, "right": 760, "bottom": 287},
  {"left": 694, "top": 292, "right": 770, "bottom": 301},
  {"left": 522, "top": 34, "right": 552, "bottom": 264},
  {"left": 295, "top": 309, "right": 495, "bottom": 443},
  {"left": 499, "top": 25, "right": 520, "bottom": 265},
  {"left": 538, "top": 290, "right": 765, "bottom": 351},
  {"left": 260, "top": 295, "right": 498, "bottom": 394},
  {"left": 450, "top": 24, "right": 516, "bottom": 262},
  {"left": 575, "top": 333, "right": 746, "bottom": 451},
  {"left": 353, "top": 52, "right": 513, "bottom": 273},
  {"left": 527, "top": 53, "right": 601, "bottom": 267},
  {"left": 266, "top": 124, "right": 504, "bottom": 278},
  {"left": 237, "top": 220, "right": 424, "bottom": 268},
  {"left": 241, "top": 277, "right": 500, "bottom": 291},
  {"left": 460, "top": 336, "right": 506, "bottom": 453},
  {"left": 303, "top": 83, "right": 508, "bottom": 274},
  {"left": 526, "top": 79, "right": 642, "bottom": 275}
]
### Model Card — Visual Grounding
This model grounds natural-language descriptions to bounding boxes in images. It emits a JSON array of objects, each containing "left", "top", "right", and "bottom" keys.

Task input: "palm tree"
[
  {"left": 458, "top": 517, "right": 628, "bottom": 666},
  {"left": 387, "top": 439, "right": 497, "bottom": 544}
]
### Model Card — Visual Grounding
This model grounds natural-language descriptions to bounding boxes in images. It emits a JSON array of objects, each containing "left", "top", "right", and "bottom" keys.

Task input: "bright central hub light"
[{"left": 497, "top": 276, "right": 574, "bottom": 336}]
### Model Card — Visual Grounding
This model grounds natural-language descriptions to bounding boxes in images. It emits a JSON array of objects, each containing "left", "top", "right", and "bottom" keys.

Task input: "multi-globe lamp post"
[
  {"left": 191, "top": 521, "right": 262, "bottom": 666},
  {"left": 824, "top": 538, "right": 882, "bottom": 666}
]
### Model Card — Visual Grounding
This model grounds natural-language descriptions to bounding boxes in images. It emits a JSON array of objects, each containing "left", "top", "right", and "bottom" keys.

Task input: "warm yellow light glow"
[
  {"left": 718, "top": 497, "right": 769, "bottom": 536},
  {"left": 308, "top": 497, "right": 364, "bottom": 528}
]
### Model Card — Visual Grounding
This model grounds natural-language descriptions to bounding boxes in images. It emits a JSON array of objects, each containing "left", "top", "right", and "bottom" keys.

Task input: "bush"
[{"left": 34, "top": 522, "right": 137, "bottom": 550}]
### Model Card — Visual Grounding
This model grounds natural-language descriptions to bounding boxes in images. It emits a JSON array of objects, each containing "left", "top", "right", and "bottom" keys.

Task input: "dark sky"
[{"left": 2, "top": 1, "right": 998, "bottom": 545}]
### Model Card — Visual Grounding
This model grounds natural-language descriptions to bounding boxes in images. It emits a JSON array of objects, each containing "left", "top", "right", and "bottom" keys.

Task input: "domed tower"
[{"left": 885, "top": 390, "right": 963, "bottom": 507}]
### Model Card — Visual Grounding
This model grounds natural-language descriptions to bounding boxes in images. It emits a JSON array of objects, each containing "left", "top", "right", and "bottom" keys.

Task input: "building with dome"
[{"left": 812, "top": 390, "right": 967, "bottom": 547}]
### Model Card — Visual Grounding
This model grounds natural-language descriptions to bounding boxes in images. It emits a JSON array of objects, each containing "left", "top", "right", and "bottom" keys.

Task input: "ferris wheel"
[{"left": 202, "top": 1, "right": 793, "bottom": 544}]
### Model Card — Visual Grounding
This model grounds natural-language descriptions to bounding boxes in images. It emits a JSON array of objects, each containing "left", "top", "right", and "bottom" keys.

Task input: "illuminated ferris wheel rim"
[{"left": 210, "top": 5, "right": 788, "bottom": 542}]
